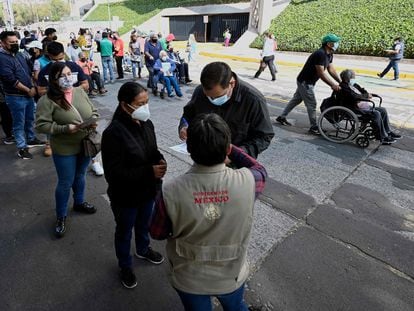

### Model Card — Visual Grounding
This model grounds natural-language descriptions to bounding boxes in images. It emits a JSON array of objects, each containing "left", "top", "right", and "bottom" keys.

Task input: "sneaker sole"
[
  {"left": 135, "top": 253, "right": 165, "bottom": 265},
  {"left": 3, "top": 141, "right": 15, "bottom": 145},
  {"left": 27, "top": 144, "right": 45, "bottom": 148},
  {"left": 17, "top": 152, "right": 32, "bottom": 160},
  {"left": 121, "top": 280, "right": 138, "bottom": 289}
]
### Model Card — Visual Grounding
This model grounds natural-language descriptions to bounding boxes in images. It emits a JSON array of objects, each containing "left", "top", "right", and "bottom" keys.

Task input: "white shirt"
[{"left": 262, "top": 38, "right": 276, "bottom": 57}]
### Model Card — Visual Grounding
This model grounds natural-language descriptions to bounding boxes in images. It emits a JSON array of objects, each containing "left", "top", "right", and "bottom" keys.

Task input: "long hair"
[{"left": 47, "top": 62, "right": 71, "bottom": 110}]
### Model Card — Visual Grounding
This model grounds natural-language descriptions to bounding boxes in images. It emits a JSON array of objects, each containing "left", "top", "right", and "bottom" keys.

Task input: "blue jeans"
[
  {"left": 101, "top": 56, "right": 114, "bottom": 82},
  {"left": 5, "top": 95, "right": 35, "bottom": 149},
  {"left": 380, "top": 59, "right": 400, "bottom": 80},
  {"left": 162, "top": 76, "right": 183, "bottom": 96},
  {"left": 131, "top": 61, "right": 142, "bottom": 79},
  {"left": 176, "top": 284, "right": 249, "bottom": 311},
  {"left": 52, "top": 154, "right": 91, "bottom": 218},
  {"left": 111, "top": 200, "right": 154, "bottom": 268}
]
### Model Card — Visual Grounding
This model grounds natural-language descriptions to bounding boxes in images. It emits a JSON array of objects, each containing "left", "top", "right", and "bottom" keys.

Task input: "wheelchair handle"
[{"left": 370, "top": 94, "right": 382, "bottom": 106}]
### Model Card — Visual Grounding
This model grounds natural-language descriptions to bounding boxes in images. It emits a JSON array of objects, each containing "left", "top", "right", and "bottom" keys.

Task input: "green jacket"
[
  {"left": 36, "top": 87, "right": 98, "bottom": 156},
  {"left": 100, "top": 38, "right": 113, "bottom": 57}
]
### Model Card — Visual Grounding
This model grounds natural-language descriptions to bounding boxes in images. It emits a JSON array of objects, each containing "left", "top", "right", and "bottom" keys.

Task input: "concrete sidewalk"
[{"left": 198, "top": 43, "right": 414, "bottom": 80}]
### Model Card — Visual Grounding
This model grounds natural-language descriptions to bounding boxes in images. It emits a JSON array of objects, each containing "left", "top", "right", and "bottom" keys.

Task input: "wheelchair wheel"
[
  {"left": 356, "top": 135, "right": 370, "bottom": 148},
  {"left": 364, "top": 128, "right": 376, "bottom": 140},
  {"left": 318, "top": 106, "right": 360, "bottom": 143}
]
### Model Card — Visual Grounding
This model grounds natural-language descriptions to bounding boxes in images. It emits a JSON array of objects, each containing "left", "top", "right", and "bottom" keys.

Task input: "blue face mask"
[{"left": 208, "top": 94, "right": 229, "bottom": 106}]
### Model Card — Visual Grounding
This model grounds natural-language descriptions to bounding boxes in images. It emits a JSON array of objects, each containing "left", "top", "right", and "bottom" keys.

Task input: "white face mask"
[
  {"left": 129, "top": 104, "right": 150, "bottom": 122},
  {"left": 349, "top": 78, "right": 356, "bottom": 86},
  {"left": 58, "top": 73, "right": 78, "bottom": 89},
  {"left": 332, "top": 42, "right": 339, "bottom": 51},
  {"left": 161, "top": 56, "right": 167, "bottom": 61}
]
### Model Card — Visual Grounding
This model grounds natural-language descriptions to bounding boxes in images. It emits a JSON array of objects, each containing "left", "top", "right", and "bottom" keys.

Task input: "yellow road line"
[{"left": 200, "top": 51, "right": 414, "bottom": 80}]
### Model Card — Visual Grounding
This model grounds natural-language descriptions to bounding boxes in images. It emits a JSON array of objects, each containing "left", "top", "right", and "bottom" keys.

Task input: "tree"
[
  {"left": 14, "top": 4, "right": 34, "bottom": 25},
  {"left": 49, "top": 0, "right": 70, "bottom": 21}
]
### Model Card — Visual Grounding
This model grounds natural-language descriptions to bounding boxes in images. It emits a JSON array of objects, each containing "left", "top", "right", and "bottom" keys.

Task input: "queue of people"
[{"left": 0, "top": 26, "right": 405, "bottom": 311}]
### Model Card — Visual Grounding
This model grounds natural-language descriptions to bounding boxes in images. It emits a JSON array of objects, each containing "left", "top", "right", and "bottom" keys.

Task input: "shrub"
[{"left": 250, "top": 0, "right": 413, "bottom": 58}]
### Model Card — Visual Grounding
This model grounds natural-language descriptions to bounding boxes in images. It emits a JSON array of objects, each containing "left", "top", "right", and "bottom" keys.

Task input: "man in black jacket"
[{"left": 178, "top": 62, "right": 274, "bottom": 158}]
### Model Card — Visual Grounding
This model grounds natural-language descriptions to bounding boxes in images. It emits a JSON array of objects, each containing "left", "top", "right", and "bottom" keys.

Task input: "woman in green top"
[{"left": 36, "top": 62, "right": 98, "bottom": 238}]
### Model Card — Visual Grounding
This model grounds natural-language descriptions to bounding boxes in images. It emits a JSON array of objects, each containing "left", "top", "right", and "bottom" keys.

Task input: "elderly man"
[
  {"left": 276, "top": 33, "right": 342, "bottom": 135},
  {"left": 144, "top": 31, "right": 163, "bottom": 95},
  {"left": 153, "top": 50, "right": 182, "bottom": 98},
  {"left": 76, "top": 51, "right": 107, "bottom": 96},
  {"left": 179, "top": 62, "right": 274, "bottom": 158}
]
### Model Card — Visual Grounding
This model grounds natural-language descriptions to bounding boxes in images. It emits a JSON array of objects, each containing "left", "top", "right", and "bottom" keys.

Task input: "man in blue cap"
[{"left": 276, "top": 33, "right": 342, "bottom": 134}]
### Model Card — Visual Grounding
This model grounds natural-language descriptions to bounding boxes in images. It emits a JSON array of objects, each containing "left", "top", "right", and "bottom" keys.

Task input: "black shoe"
[
  {"left": 116, "top": 77, "right": 124, "bottom": 80},
  {"left": 55, "top": 217, "right": 66, "bottom": 238},
  {"left": 377, "top": 73, "right": 383, "bottom": 78},
  {"left": 308, "top": 126, "right": 321, "bottom": 135},
  {"left": 381, "top": 136, "right": 396, "bottom": 145},
  {"left": 271, "top": 78, "right": 276, "bottom": 81},
  {"left": 135, "top": 247, "right": 164, "bottom": 265},
  {"left": 17, "top": 148, "right": 33, "bottom": 159},
  {"left": 185, "top": 79, "right": 192, "bottom": 83},
  {"left": 152, "top": 88, "right": 158, "bottom": 96},
  {"left": 119, "top": 268, "right": 137, "bottom": 289},
  {"left": 27, "top": 138, "right": 46, "bottom": 147},
  {"left": 3, "top": 136, "right": 15, "bottom": 145},
  {"left": 388, "top": 132, "right": 402, "bottom": 139},
  {"left": 159, "top": 91, "right": 165, "bottom": 99},
  {"left": 73, "top": 202, "right": 97, "bottom": 214},
  {"left": 276, "top": 116, "right": 291, "bottom": 126}
]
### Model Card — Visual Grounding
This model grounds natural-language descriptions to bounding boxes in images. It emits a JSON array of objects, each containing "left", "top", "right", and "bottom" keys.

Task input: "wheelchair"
[{"left": 317, "top": 94, "right": 382, "bottom": 148}]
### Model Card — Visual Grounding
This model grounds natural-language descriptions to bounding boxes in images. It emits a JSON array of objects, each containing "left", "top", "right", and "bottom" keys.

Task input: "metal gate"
[
  {"left": 169, "top": 13, "right": 249, "bottom": 43},
  {"left": 209, "top": 13, "right": 249, "bottom": 43},
  {"left": 169, "top": 15, "right": 204, "bottom": 42}
]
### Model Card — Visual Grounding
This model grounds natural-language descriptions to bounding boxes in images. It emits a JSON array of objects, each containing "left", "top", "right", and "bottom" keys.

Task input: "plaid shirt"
[{"left": 149, "top": 145, "right": 267, "bottom": 240}]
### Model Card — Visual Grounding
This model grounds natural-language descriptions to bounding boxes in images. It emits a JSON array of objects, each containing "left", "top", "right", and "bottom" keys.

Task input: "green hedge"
[
  {"left": 86, "top": 0, "right": 249, "bottom": 35},
  {"left": 251, "top": 0, "right": 413, "bottom": 58}
]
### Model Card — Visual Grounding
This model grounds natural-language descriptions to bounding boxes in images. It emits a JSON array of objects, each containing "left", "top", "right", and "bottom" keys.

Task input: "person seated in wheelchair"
[
  {"left": 154, "top": 50, "right": 183, "bottom": 98},
  {"left": 76, "top": 52, "right": 107, "bottom": 96},
  {"left": 337, "top": 69, "right": 401, "bottom": 145},
  {"left": 166, "top": 43, "right": 192, "bottom": 84}
]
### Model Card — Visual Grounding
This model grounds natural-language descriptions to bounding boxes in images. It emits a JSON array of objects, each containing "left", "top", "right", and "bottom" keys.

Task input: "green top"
[
  {"left": 159, "top": 38, "right": 167, "bottom": 51},
  {"left": 100, "top": 38, "right": 113, "bottom": 57},
  {"left": 36, "top": 87, "right": 98, "bottom": 156}
]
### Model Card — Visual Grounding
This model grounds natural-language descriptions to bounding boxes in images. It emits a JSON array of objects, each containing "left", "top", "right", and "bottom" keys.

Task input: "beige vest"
[{"left": 163, "top": 163, "right": 255, "bottom": 295}]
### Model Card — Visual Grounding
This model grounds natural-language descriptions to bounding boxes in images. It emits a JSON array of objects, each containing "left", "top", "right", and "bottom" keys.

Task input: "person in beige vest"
[{"left": 150, "top": 113, "right": 267, "bottom": 310}]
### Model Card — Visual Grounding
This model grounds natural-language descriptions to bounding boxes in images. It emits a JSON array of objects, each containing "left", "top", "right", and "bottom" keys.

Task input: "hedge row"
[{"left": 251, "top": 0, "right": 413, "bottom": 58}]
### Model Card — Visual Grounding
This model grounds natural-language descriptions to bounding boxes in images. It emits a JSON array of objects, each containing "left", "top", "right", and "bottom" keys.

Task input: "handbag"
[
  {"left": 70, "top": 103, "right": 101, "bottom": 157},
  {"left": 82, "top": 129, "right": 101, "bottom": 158}
]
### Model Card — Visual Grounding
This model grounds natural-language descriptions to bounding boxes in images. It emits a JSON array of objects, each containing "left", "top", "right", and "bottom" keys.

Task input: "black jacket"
[
  {"left": 101, "top": 106, "right": 164, "bottom": 208},
  {"left": 337, "top": 82, "right": 370, "bottom": 111},
  {"left": 179, "top": 73, "right": 274, "bottom": 158}
]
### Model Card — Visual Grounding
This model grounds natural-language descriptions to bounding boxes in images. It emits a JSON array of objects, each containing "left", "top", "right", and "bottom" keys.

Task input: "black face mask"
[
  {"left": 151, "top": 38, "right": 157, "bottom": 43},
  {"left": 10, "top": 44, "right": 19, "bottom": 54},
  {"left": 52, "top": 35, "right": 57, "bottom": 41},
  {"left": 28, "top": 49, "right": 36, "bottom": 56}
]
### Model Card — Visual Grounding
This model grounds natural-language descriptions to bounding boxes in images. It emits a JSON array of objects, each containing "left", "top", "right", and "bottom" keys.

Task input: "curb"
[{"left": 199, "top": 51, "right": 414, "bottom": 80}]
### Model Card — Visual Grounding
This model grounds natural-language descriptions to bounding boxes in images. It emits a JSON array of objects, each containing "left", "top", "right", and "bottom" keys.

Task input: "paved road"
[{"left": 0, "top": 52, "right": 413, "bottom": 310}]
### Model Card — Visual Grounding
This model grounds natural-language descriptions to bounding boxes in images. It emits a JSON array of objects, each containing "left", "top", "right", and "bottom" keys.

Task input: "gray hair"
[{"left": 340, "top": 69, "right": 354, "bottom": 83}]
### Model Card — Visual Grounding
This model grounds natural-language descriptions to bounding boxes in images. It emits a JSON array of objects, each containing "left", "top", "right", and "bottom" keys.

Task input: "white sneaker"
[{"left": 91, "top": 161, "right": 104, "bottom": 176}]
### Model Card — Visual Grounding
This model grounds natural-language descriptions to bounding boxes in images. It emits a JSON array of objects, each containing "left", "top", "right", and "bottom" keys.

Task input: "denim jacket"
[{"left": 0, "top": 49, "right": 33, "bottom": 96}]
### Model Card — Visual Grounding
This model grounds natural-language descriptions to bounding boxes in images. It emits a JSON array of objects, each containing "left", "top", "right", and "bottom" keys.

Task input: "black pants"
[
  {"left": 255, "top": 55, "right": 277, "bottom": 80},
  {"left": 146, "top": 66, "right": 155, "bottom": 89},
  {"left": 87, "top": 72, "right": 103, "bottom": 92},
  {"left": 176, "top": 62, "right": 190, "bottom": 82},
  {"left": 0, "top": 99, "right": 13, "bottom": 137},
  {"left": 115, "top": 56, "right": 124, "bottom": 78}
]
